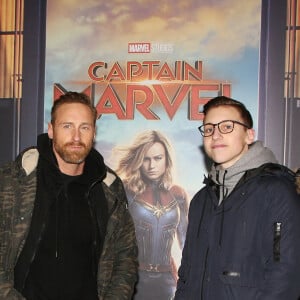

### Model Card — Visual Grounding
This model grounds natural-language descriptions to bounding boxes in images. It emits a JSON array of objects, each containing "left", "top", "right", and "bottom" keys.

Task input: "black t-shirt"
[{"left": 23, "top": 174, "right": 99, "bottom": 300}]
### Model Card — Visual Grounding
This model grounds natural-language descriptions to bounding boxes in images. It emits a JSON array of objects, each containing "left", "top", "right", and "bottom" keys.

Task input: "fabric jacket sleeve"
[
  {"left": 98, "top": 175, "right": 138, "bottom": 300},
  {"left": 256, "top": 177, "right": 300, "bottom": 299},
  {"left": 174, "top": 193, "right": 198, "bottom": 300},
  {"left": 0, "top": 163, "right": 26, "bottom": 300}
]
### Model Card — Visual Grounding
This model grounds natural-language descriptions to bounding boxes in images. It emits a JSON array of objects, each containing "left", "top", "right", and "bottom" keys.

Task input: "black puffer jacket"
[{"left": 175, "top": 163, "right": 300, "bottom": 300}]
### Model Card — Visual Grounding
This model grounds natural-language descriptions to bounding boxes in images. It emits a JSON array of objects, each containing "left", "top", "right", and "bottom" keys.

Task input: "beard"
[{"left": 53, "top": 141, "right": 92, "bottom": 164}]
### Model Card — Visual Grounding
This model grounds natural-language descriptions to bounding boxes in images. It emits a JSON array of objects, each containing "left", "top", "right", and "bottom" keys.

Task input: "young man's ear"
[
  {"left": 246, "top": 128, "right": 255, "bottom": 145},
  {"left": 48, "top": 122, "right": 53, "bottom": 139}
]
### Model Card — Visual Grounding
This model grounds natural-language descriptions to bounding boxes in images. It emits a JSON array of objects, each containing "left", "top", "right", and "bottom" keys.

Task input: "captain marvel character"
[{"left": 115, "top": 130, "right": 189, "bottom": 300}]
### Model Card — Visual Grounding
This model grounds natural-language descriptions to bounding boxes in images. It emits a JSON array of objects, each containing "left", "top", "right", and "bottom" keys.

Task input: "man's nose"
[
  {"left": 212, "top": 125, "right": 222, "bottom": 139},
  {"left": 73, "top": 128, "right": 81, "bottom": 141}
]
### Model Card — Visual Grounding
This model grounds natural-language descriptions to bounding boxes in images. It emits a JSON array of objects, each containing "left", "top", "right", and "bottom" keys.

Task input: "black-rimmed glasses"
[{"left": 198, "top": 120, "right": 250, "bottom": 137}]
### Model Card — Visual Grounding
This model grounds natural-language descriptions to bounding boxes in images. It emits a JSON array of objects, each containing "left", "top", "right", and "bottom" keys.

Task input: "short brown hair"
[
  {"left": 203, "top": 96, "right": 253, "bottom": 128},
  {"left": 51, "top": 92, "right": 97, "bottom": 124}
]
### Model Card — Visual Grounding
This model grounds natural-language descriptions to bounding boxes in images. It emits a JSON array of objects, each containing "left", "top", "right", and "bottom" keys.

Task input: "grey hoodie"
[{"left": 209, "top": 140, "right": 278, "bottom": 203}]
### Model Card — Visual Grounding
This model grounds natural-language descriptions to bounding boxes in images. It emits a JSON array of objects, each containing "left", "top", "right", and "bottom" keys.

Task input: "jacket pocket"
[{"left": 219, "top": 261, "right": 263, "bottom": 288}]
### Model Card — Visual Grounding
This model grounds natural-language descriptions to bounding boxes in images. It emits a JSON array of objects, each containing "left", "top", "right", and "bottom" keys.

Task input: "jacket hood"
[
  {"left": 16, "top": 133, "right": 116, "bottom": 188},
  {"left": 209, "top": 140, "right": 278, "bottom": 202},
  {"left": 17, "top": 134, "right": 107, "bottom": 180},
  {"left": 38, "top": 133, "right": 107, "bottom": 182}
]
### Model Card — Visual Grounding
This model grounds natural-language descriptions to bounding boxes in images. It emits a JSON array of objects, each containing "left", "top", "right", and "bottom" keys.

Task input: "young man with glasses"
[{"left": 175, "top": 96, "right": 300, "bottom": 300}]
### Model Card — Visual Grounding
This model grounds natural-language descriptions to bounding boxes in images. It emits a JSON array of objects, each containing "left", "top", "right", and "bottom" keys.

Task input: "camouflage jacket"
[{"left": 0, "top": 148, "right": 138, "bottom": 299}]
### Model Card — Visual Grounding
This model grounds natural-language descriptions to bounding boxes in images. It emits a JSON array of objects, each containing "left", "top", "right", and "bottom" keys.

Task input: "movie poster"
[{"left": 45, "top": 0, "right": 261, "bottom": 298}]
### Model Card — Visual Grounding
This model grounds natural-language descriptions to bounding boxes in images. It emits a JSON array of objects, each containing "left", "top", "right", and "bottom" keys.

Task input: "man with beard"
[{"left": 0, "top": 92, "right": 138, "bottom": 300}]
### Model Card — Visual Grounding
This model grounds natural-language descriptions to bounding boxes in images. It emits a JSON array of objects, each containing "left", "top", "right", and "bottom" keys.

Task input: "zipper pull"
[{"left": 273, "top": 222, "right": 282, "bottom": 262}]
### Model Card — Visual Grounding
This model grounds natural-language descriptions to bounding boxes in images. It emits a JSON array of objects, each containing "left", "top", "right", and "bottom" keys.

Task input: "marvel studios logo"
[{"left": 128, "top": 42, "right": 174, "bottom": 54}]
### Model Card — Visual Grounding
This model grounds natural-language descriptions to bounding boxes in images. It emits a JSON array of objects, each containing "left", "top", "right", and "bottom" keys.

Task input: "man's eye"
[
  {"left": 224, "top": 124, "right": 233, "bottom": 130},
  {"left": 204, "top": 127, "right": 213, "bottom": 134},
  {"left": 62, "top": 124, "right": 72, "bottom": 129}
]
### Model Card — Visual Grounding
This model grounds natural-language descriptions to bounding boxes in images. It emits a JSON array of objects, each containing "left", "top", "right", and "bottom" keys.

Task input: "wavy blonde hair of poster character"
[{"left": 114, "top": 130, "right": 174, "bottom": 195}]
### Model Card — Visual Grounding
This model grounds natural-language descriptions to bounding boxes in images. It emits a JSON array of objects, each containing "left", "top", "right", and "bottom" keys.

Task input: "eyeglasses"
[{"left": 198, "top": 120, "right": 250, "bottom": 137}]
